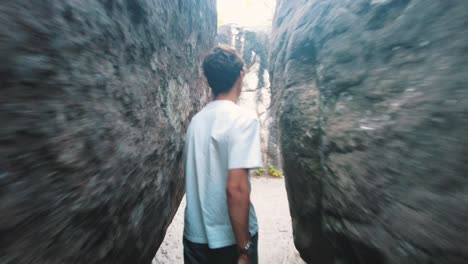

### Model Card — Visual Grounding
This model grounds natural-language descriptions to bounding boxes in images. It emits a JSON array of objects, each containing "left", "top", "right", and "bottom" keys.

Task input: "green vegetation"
[
  {"left": 253, "top": 164, "right": 283, "bottom": 178},
  {"left": 268, "top": 164, "right": 283, "bottom": 178},
  {"left": 254, "top": 167, "right": 265, "bottom": 176}
]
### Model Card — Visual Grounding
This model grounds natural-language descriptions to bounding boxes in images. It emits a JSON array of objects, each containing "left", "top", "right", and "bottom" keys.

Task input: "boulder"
[
  {"left": 0, "top": 1, "right": 215, "bottom": 263},
  {"left": 270, "top": 0, "right": 468, "bottom": 263}
]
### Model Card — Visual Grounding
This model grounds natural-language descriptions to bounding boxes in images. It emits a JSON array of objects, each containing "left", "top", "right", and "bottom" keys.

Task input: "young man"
[{"left": 183, "top": 46, "right": 262, "bottom": 264}]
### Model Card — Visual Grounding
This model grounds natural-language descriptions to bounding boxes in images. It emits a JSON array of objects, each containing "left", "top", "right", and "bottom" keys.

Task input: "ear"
[{"left": 240, "top": 70, "right": 246, "bottom": 79}]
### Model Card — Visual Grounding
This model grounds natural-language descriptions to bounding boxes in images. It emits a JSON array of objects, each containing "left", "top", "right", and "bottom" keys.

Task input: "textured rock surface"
[
  {"left": 217, "top": 25, "right": 281, "bottom": 168},
  {"left": 270, "top": 0, "right": 468, "bottom": 263},
  {"left": 0, "top": 1, "right": 215, "bottom": 263}
]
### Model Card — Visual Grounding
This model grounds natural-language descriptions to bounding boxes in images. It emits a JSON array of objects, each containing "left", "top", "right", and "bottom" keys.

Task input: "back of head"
[{"left": 202, "top": 45, "right": 245, "bottom": 96}]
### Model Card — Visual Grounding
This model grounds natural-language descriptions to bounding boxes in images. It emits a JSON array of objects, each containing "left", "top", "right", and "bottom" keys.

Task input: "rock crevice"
[{"left": 217, "top": 24, "right": 281, "bottom": 169}]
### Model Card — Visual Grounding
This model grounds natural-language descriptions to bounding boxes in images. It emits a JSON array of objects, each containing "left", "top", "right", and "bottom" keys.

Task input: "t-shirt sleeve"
[{"left": 227, "top": 116, "right": 263, "bottom": 170}]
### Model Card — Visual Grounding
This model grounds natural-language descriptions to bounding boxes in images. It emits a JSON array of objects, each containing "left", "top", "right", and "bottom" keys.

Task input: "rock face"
[
  {"left": 270, "top": 0, "right": 468, "bottom": 263},
  {"left": 0, "top": 1, "right": 215, "bottom": 263},
  {"left": 217, "top": 25, "right": 281, "bottom": 168}
]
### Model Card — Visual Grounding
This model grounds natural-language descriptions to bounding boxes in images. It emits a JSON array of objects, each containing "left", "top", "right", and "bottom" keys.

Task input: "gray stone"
[
  {"left": 270, "top": 0, "right": 468, "bottom": 263},
  {"left": 0, "top": 1, "right": 215, "bottom": 263}
]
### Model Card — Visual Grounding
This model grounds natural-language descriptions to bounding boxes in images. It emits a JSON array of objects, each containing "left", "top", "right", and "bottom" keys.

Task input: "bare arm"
[{"left": 226, "top": 168, "right": 251, "bottom": 249}]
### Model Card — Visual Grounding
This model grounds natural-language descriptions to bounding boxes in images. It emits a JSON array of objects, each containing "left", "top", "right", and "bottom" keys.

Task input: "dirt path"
[{"left": 153, "top": 177, "right": 304, "bottom": 264}]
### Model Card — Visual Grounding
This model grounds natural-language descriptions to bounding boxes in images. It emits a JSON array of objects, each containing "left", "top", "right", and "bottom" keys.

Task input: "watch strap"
[{"left": 238, "top": 240, "right": 253, "bottom": 255}]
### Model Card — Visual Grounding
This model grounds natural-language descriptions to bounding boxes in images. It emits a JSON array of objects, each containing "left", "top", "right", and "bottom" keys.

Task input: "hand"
[{"left": 237, "top": 253, "right": 250, "bottom": 264}]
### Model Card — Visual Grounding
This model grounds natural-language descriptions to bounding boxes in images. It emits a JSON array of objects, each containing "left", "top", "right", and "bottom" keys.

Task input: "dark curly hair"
[{"left": 202, "top": 45, "right": 245, "bottom": 96}]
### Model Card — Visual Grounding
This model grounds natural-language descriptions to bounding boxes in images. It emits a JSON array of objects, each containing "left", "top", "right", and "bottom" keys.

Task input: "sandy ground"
[{"left": 153, "top": 177, "right": 305, "bottom": 264}]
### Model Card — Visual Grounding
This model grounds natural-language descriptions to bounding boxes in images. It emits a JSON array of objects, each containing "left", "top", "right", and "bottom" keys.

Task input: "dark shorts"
[{"left": 183, "top": 233, "right": 258, "bottom": 264}]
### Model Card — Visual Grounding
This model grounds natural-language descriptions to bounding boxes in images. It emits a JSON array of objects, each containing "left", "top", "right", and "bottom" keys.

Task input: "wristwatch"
[{"left": 238, "top": 240, "right": 254, "bottom": 255}]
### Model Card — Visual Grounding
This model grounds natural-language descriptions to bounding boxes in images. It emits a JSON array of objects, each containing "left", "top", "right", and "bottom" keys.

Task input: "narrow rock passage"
[{"left": 153, "top": 177, "right": 304, "bottom": 264}]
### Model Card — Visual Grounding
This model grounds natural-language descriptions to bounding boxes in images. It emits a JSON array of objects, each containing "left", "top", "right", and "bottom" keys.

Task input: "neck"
[{"left": 213, "top": 92, "right": 238, "bottom": 103}]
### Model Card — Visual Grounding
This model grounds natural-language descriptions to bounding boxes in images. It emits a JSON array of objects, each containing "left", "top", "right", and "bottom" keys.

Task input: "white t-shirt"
[{"left": 183, "top": 100, "right": 262, "bottom": 248}]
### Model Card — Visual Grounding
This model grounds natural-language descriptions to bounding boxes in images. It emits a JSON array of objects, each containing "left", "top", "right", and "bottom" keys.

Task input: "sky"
[{"left": 217, "top": 0, "right": 276, "bottom": 28}]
